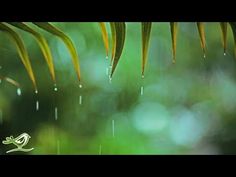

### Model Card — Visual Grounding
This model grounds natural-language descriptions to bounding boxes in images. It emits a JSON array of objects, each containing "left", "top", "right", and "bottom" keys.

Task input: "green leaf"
[
  {"left": 141, "top": 22, "right": 152, "bottom": 77},
  {"left": 9, "top": 22, "right": 56, "bottom": 84},
  {"left": 230, "top": 22, "right": 236, "bottom": 57},
  {"left": 220, "top": 22, "right": 228, "bottom": 54},
  {"left": 0, "top": 75, "right": 20, "bottom": 88},
  {"left": 110, "top": 22, "right": 116, "bottom": 64},
  {"left": 110, "top": 22, "right": 126, "bottom": 77},
  {"left": 0, "top": 22, "right": 37, "bottom": 90},
  {"left": 99, "top": 22, "right": 109, "bottom": 58},
  {"left": 170, "top": 22, "right": 178, "bottom": 63},
  {"left": 5, "top": 77, "right": 20, "bottom": 88},
  {"left": 33, "top": 22, "right": 81, "bottom": 81},
  {"left": 197, "top": 22, "right": 206, "bottom": 57}
]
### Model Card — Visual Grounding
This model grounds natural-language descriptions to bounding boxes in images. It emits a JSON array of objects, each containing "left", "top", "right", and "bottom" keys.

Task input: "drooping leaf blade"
[
  {"left": 0, "top": 75, "right": 20, "bottom": 88},
  {"left": 141, "top": 22, "right": 152, "bottom": 77},
  {"left": 220, "top": 22, "right": 228, "bottom": 54},
  {"left": 170, "top": 22, "right": 178, "bottom": 63},
  {"left": 99, "top": 22, "right": 109, "bottom": 58},
  {"left": 5, "top": 77, "right": 20, "bottom": 88},
  {"left": 0, "top": 23, "right": 37, "bottom": 90},
  {"left": 110, "top": 22, "right": 126, "bottom": 77},
  {"left": 9, "top": 22, "right": 56, "bottom": 83},
  {"left": 33, "top": 22, "right": 81, "bottom": 81},
  {"left": 110, "top": 22, "right": 117, "bottom": 64},
  {"left": 197, "top": 22, "right": 206, "bottom": 57},
  {"left": 230, "top": 22, "right": 236, "bottom": 57}
]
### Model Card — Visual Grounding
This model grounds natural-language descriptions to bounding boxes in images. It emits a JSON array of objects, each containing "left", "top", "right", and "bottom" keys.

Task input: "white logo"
[{"left": 2, "top": 133, "right": 34, "bottom": 153}]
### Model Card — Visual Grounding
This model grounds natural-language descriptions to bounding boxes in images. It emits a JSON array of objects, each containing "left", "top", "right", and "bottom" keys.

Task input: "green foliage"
[
  {"left": 141, "top": 22, "right": 152, "bottom": 76},
  {"left": 0, "top": 23, "right": 37, "bottom": 90},
  {"left": 1, "top": 22, "right": 236, "bottom": 89},
  {"left": 110, "top": 22, "right": 126, "bottom": 77}
]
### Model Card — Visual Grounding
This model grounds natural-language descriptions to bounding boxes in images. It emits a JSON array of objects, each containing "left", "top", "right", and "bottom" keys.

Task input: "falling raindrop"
[
  {"left": 78, "top": 82, "right": 83, "bottom": 105},
  {"left": 224, "top": 52, "right": 226, "bottom": 56},
  {"left": 106, "top": 67, "right": 109, "bottom": 76},
  {"left": 203, "top": 53, "right": 206, "bottom": 58},
  {"left": 0, "top": 109, "right": 3, "bottom": 125},
  {"left": 140, "top": 86, "right": 144, "bottom": 96},
  {"left": 16, "top": 88, "right": 21, "bottom": 96},
  {"left": 112, "top": 119, "right": 115, "bottom": 138},
  {"left": 99, "top": 144, "right": 102, "bottom": 155},
  {"left": 54, "top": 84, "right": 58, "bottom": 92},
  {"left": 141, "top": 73, "right": 145, "bottom": 96},
  {"left": 109, "top": 63, "right": 113, "bottom": 73},
  {"left": 57, "top": 140, "right": 60, "bottom": 155},
  {"left": 55, "top": 107, "right": 58, "bottom": 120},
  {"left": 79, "top": 95, "right": 83, "bottom": 105},
  {"left": 36, "top": 100, "right": 39, "bottom": 111},
  {"left": 35, "top": 89, "right": 38, "bottom": 94},
  {"left": 109, "top": 76, "right": 112, "bottom": 84}
]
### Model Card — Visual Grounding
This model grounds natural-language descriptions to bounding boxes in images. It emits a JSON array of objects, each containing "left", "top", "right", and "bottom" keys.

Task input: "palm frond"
[
  {"left": 0, "top": 22, "right": 235, "bottom": 90},
  {"left": 99, "top": 22, "right": 109, "bottom": 58},
  {"left": 197, "top": 22, "right": 206, "bottom": 57},
  {"left": 170, "top": 22, "right": 178, "bottom": 63},
  {"left": 110, "top": 22, "right": 126, "bottom": 78},
  {"left": 5, "top": 77, "right": 20, "bottom": 88},
  {"left": 229, "top": 23, "right": 236, "bottom": 57},
  {"left": 33, "top": 22, "right": 81, "bottom": 82},
  {"left": 9, "top": 22, "right": 56, "bottom": 84},
  {"left": 0, "top": 22, "right": 37, "bottom": 91},
  {"left": 220, "top": 22, "right": 228, "bottom": 54},
  {"left": 141, "top": 22, "right": 152, "bottom": 77}
]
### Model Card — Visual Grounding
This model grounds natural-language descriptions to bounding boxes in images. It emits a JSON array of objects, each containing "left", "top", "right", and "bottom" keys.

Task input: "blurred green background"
[{"left": 0, "top": 22, "right": 236, "bottom": 154}]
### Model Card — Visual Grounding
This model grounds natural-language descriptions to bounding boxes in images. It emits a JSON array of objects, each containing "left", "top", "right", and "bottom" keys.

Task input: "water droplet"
[
  {"left": 17, "top": 88, "right": 21, "bottom": 96},
  {"left": 203, "top": 53, "right": 206, "bottom": 58},
  {"left": 79, "top": 84, "right": 83, "bottom": 88},
  {"left": 99, "top": 144, "right": 102, "bottom": 155},
  {"left": 140, "top": 86, "right": 144, "bottom": 96},
  {"left": 224, "top": 52, "right": 226, "bottom": 56},
  {"left": 57, "top": 140, "right": 60, "bottom": 155},
  {"left": 109, "top": 64, "right": 112, "bottom": 70},
  {"left": 55, "top": 107, "right": 58, "bottom": 120},
  {"left": 112, "top": 119, "right": 115, "bottom": 138},
  {"left": 36, "top": 100, "right": 39, "bottom": 111},
  {"left": 172, "top": 59, "right": 176, "bottom": 64},
  {"left": 0, "top": 109, "right": 3, "bottom": 125},
  {"left": 106, "top": 67, "right": 109, "bottom": 76},
  {"left": 54, "top": 84, "right": 58, "bottom": 92},
  {"left": 105, "top": 56, "right": 109, "bottom": 59},
  {"left": 79, "top": 95, "right": 83, "bottom": 105},
  {"left": 141, "top": 74, "right": 145, "bottom": 79},
  {"left": 35, "top": 89, "right": 38, "bottom": 94},
  {"left": 109, "top": 76, "right": 112, "bottom": 84}
]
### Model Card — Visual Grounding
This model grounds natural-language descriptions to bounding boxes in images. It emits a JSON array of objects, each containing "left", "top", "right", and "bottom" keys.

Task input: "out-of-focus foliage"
[{"left": 1, "top": 22, "right": 236, "bottom": 154}]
